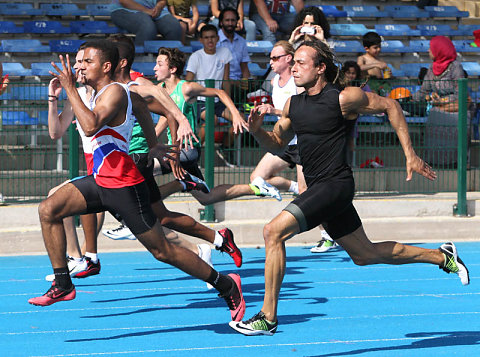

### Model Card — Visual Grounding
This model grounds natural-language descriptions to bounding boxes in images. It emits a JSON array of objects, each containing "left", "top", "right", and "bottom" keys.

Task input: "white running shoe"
[
  {"left": 102, "top": 224, "right": 136, "bottom": 240},
  {"left": 311, "top": 231, "right": 338, "bottom": 253},
  {"left": 45, "top": 256, "right": 88, "bottom": 281},
  {"left": 250, "top": 177, "right": 282, "bottom": 201},
  {"left": 198, "top": 244, "right": 214, "bottom": 289}
]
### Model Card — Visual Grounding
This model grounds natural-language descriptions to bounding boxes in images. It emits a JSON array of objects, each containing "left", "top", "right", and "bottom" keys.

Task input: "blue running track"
[{"left": 1, "top": 243, "right": 479, "bottom": 356}]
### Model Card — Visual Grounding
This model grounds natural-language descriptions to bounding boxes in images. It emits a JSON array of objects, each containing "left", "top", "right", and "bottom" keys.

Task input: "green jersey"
[
  {"left": 165, "top": 80, "right": 199, "bottom": 147},
  {"left": 128, "top": 82, "right": 149, "bottom": 154}
]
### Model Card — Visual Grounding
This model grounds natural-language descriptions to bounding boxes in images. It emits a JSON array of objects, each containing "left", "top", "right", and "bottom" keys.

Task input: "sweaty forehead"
[{"left": 294, "top": 46, "right": 314, "bottom": 61}]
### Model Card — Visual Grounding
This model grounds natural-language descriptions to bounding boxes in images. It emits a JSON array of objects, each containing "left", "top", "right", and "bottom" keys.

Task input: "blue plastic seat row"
[
  {"left": 0, "top": 3, "right": 113, "bottom": 17},
  {"left": 0, "top": 20, "right": 122, "bottom": 34},
  {"left": 328, "top": 24, "right": 472, "bottom": 38}
]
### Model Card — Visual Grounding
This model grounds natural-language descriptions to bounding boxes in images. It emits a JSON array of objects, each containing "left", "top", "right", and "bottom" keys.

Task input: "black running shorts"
[
  {"left": 71, "top": 175, "right": 157, "bottom": 235},
  {"left": 277, "top": 144, "right": 301, "bottom": 168},
  {"left": 283, "top": 175, "right": 362, "bottom": 239},
  {"left": 130, "top": 152, "right": 162, "bottom": 204}
]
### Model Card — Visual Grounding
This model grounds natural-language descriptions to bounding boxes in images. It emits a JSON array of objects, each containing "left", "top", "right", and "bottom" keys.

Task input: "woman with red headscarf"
[{"left": 413, "top": 35, "right": 467, "bottom": 167}]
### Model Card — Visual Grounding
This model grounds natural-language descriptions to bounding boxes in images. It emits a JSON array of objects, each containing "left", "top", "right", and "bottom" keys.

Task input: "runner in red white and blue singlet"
[{"left": 88, "top": 82, "right": 145, "bottom": 188}]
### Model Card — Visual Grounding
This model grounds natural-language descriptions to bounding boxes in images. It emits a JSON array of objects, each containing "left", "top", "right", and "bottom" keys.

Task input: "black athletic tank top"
[{"left": 289, "top": 83, "right": 352, "bottom": 185}]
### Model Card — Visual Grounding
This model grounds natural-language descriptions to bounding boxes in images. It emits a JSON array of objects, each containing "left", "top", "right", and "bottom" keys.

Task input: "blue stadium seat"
[
  {"left": 144, "top": 40, "right": 192, "bottom": 54},
  {"left": 40, "top": 3, "right": 87, "bottom": 16},
  {"left": 399, "top": 63, "right": 428, "bottom": 77},
  {"left": 248, "top": 63, "right": 267, "bottom": 77},
  {"left": 86, "top": 4, "right": 113, "bottom": 16},
  {"left": 0, "top": 21, "right": 24, "bottom": 34},
  {"left": 70, "top": 21, "right": 120, "bottom": 34},
  {"left": 330, "top": 24, "right": 369, "bottom": 36},
  {"left": 1, "top": 63, "right": 32, "bottom": 76},
  {"left": 131, "top": 62, "right": 156, "bottom": 76},
  {"left": 246, "top": 41, "right": 273, "bottom": 54},
  {"left": 317, "top": 5, "right": 347, "bottom": 18},
  {"left": 344, "top": 5, "right": 388, "bottom": 18},
  {"left": 31, "top": 63, "right": 63, "bottom": 76},
  {"left": 425, "top": 6, "right": 469, "bottom": 18},
  {"left": 416, "top": 24, "right": 458, "bottom": 37},
  {"left": 390, "top": 67, "right": 406, "bottom": 77},
  {"left": 197, "top": 4, "right": 209, "bottom": 17},
  {"left": 24, "top": 21, "right": 71, "bottom": 34},
  {"left": 457, "top": 24, "right": 480, "bottom": 36},
  {"left": 1, "top": 111, "right": 37, "bottom": 125},
  {"left": 49, "top": 39, "right": 84, "bottom": 53},
  {"left": 462, "top": 62, "right": 480, "bottom": 76},
  {"left": 11, "top": 85, "right": 49, "bottom": 100},
  {"left": 37, "top": 111, "right": 49, "bottom": 126},
  {"left": 0, "top": 4, "right": 43, "bottom": 16},
  {"left": 406, "top": 40, "right": 430, "bottom": 53},
  {"left": 135, "top": 45, "right": 144, "bottom": 54},
  {"left": 379, "top": 40, "right": 405, "bottom": 53},
  {"left": 1, "top": 39, "right": 50, "bottom": 53},
  {"left": 374, "top": 24, "right": 420, "bottom": 37},
  {"left": 190, "top": 41, "right": 202, "bottom": 52},
  {"left": 452, "top": 40, "right": 480, "bottom": 53},
  {"left": 384, "top": 5, "right": 428, "bottom": 18},
  {"left": 330, "top": 40, "right": 364, "bottom": 53}
]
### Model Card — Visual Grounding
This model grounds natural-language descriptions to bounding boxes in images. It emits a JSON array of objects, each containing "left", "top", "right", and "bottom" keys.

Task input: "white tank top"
[{"left": 272, "top": 74, "right": 297, "bottom": 145}]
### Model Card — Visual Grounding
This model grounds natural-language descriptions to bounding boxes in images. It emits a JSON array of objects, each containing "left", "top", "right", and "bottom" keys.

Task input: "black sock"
[
  {"left": 53, "top": 267, "right": 73, "bottom": 289},
  {"left": 206, "top": 270, "right": 233, "bottom": 295}
]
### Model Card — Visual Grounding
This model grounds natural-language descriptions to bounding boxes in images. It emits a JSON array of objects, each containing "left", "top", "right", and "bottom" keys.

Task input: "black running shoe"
[{"left": 180, "top": 173, "right": 210, "bottom": 193}]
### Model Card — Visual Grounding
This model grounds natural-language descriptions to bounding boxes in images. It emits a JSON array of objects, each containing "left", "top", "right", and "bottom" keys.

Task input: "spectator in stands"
[
  {"left": 417, "top": 0, "right": 437, "bottom": 9},
  {"left": 412, "top": 35, "right": 467, "bottom": 167},
  {"left": 0, "top": 62, "right": 8, "bottom": 96},
  {"left": 249, "top": 0, "right": 304, "bottom": 44},
  {"left": 342, "top": 61, "right": 371, "bottom": 92},
  {"left": 167, "top": 0, "right": 199, "bottom": 44},
  {"left": 357, "top": 31, "right": 389, "bottom": 80},
  {"left": 288, "top": 6, "right": 330, "bottom": 48},
  {"left": 199, "top": 0, "right": 256, "bottom": 41},
  {"left": 110, "top": 0, "right": 182, "bottom": 46},
  {"left": 185, "top": 25, "right": 237, "bottom": 149}
]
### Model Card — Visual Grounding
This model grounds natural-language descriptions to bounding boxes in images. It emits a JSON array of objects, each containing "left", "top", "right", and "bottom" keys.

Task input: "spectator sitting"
[
  {"left": 289, "top": 6, "right": 331, "bottom": 48},
  {"left": 0, "top": 62, "right": 8, "bottom": 96},
  {"left": 110, "top": 0, "right": 182, "bottom": 46},
  {"left": 185, "top": 25, "right": 237, "bottom": 149},
  {"left": 357, "top": 31, "right": 389, "bottom": 80},
  {"left": 412, "top": 35, "right": 467, "bottom": 167},
  {"left": 249, "top": 0, "right": 304, "bottom": 44},
  {"left": 199, "top": 0, "right": 256, "bottom": 41},
  {"left": 167, "top": 0, "right": 199, "bottom": 43},
  {"left": 342, "top": 60, "right": 371, "bottom": 92}
]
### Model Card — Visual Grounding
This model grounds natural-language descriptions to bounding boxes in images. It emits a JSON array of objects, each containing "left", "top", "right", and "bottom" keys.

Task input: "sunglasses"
[{"left": 270, "top": 54, "right": 288, "bottom": 62}]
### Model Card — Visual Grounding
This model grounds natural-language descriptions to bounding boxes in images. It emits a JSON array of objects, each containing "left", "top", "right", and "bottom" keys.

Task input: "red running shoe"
[
  {"left": 217, "top": 228, "right": 242, "bottom": 267},
  {"left": 28, "top": 281, "right": 76, "bottom": 306},
  {"left": 75, "top": 257, "right": 100, "bottom": 278},
  {"left": 219, "top": 273, "right": 245, "bottom": 322}
]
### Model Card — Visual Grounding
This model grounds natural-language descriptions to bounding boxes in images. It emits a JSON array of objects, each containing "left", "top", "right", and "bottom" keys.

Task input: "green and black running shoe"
[
  {"left": 229, "top": 311, "right": 278, "bottom": 336},
  {"left": 439, "top": 242, "right": 470, "bottom": 286}
]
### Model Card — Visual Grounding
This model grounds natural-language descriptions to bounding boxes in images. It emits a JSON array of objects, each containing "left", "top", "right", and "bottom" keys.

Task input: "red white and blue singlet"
[{"left": 88, "top": 82, "right": 145, "bottom": 188}]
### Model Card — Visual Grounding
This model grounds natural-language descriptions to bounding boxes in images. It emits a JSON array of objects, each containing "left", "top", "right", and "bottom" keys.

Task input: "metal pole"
[
  {"left": 201, "top": 79, "right": 215, "bottom": 222},
  {"left": 68, "top": 122, "right": 80, "bottom": 225},
  {"left": 453, "top": 78, "right": 468, "bottom": 216}
]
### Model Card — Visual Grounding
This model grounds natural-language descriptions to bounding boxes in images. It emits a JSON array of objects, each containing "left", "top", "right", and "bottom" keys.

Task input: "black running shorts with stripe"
[
  {"left": 71, "top": 175, "right": 157, "bottom": 236},
  {"left": 283, "top": 175, "right": 362, "bottom": 239}
]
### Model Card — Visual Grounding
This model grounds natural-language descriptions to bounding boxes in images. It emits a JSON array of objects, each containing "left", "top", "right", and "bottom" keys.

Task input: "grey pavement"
[{"left": 1, "top": 192, "right": 479, "bottom": 256}]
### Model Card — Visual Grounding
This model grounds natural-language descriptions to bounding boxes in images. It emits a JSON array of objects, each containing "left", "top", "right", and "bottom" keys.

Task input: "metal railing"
[{"left": 0, "top": 78, "right": 478, "bottom": 216}]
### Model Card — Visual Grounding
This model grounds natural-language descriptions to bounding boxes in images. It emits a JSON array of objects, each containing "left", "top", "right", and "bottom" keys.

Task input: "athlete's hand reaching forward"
[
  {"left": 247, "top": 101, "right": 266, "bottom": 134},
  {"left": 406, "top": 155, "right": 437, "bottom": 182}
]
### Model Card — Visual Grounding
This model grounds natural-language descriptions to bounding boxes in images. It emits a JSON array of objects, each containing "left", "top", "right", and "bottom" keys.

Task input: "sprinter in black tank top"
[{"left": 229, "top": 40, "right": 469, "bottom": 336}]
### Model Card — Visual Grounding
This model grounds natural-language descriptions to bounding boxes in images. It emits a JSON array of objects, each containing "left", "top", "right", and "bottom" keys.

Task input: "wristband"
[{"left": 48, "top": 95, "right": 58, "bottom": 101}]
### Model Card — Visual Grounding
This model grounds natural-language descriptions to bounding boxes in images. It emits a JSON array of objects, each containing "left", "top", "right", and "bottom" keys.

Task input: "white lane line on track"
[
  {"left": 28, "top": 333, "right": 480, "bottom": 356},
  {"left": 2, "top": 291, "right": 480, "bottom": 316},
  {"left": 6, "top": 311, "right": 480, "bottom": 337}
]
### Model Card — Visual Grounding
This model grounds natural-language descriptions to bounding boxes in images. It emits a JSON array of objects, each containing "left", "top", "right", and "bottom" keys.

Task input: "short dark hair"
[
  {"left": 362, "top": 31, "right": 382, "bottom": 48},
  {"left": 108, "top": 34, "right": 135, "bottom": 72},
  {"left": 219, "top": 7, "right": 239, "bottom": 24},
  {"left": 158, "top": 47, "right": 186, "bottom": 76},
  {"left": 293, "top": 6, "right": 330, "bottom": 39},
  {"left": 200, "top": 24, "right": 218, "bottom": 37},
  {"left": 83, "top": 40, "right": 119, "bottom": 77}
]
